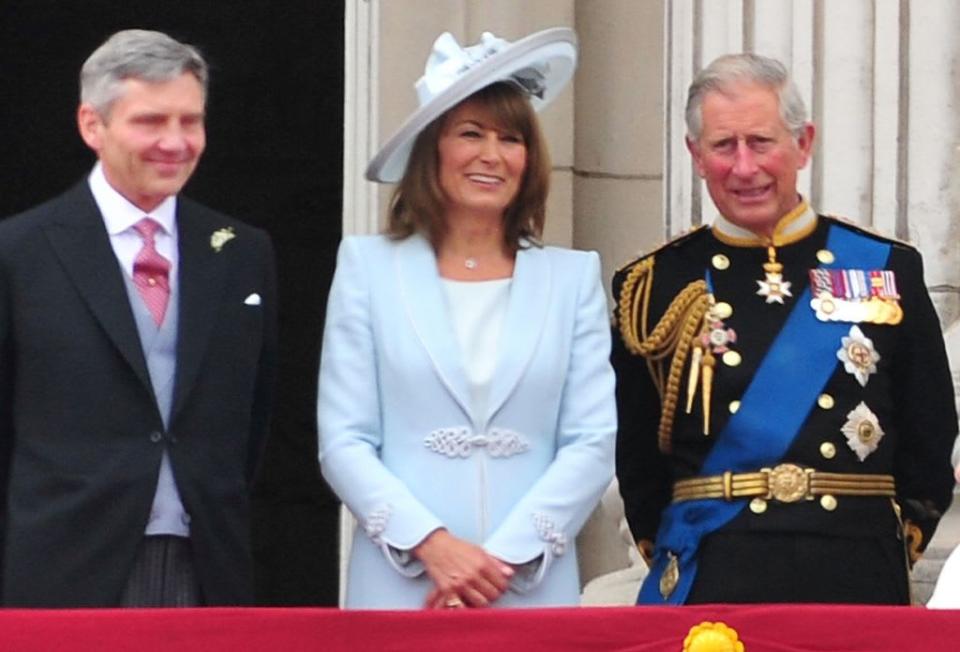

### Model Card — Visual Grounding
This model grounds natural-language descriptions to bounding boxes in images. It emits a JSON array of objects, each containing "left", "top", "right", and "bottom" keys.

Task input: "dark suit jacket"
[{"left": 0, "top": 180, "right": 278, "bottom": 607}]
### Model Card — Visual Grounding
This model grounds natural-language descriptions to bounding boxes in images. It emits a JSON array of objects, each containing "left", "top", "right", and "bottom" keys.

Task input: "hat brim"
[{"left": 365, "top": 27, "right": 577, "bottom": 183}]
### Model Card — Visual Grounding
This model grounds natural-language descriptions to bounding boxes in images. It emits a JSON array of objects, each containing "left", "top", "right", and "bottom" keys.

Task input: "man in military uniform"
[{"left": 612, "top": 53, "right": 957, "bottom": 604}]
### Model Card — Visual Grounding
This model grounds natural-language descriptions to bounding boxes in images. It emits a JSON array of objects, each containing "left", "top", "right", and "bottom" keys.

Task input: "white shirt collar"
[{"left": 87, "top": 162, "right": 177, "bottom": 236}]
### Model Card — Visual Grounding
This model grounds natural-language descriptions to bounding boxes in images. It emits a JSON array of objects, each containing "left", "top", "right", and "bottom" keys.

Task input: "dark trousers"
[
  {"left": 687, "top": 530, "right": 910, "bottom": 604},
  {"left": 119, "top": 535, "right": 203, "bottom": 607}
]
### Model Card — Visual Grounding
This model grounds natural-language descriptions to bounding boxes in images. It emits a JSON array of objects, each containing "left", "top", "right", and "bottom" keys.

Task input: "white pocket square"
[{"left": 244, "top": 293, "right": 262, "bottom": 306}]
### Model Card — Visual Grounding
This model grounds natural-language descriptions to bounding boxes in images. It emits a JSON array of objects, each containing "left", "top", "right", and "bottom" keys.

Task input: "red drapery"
[{"left": 1, "top": 605, "right": 957, "bottom": 651}]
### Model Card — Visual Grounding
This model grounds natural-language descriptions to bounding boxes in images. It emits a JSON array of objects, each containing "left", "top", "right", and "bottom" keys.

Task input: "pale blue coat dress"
[{"left": 317, "top": 233, "right": 616, "bottom": 608}]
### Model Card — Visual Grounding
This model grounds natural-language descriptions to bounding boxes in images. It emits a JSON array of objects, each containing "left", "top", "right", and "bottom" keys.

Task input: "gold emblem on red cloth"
[
  {"left": 660, "top": 551, "right": 679, "bottom": 599},
  {"left": 683, "top": 621, "right": 745, "bottom": 652}
]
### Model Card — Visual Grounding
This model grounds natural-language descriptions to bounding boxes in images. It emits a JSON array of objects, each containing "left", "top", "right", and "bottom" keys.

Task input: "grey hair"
[
  {"left": 685, "top": 53, "right": 808, "bottom": 140},
  {"left": 80, "top": 29, "right": 208, "bottom": 118}
]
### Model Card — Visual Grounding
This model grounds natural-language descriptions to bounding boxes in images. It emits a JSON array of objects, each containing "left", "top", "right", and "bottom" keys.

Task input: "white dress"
[{"left": 441, "top": 277, "right": 511, "bottom": 420}]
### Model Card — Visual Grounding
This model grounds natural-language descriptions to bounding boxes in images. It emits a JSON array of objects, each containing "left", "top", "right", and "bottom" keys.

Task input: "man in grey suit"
[{"left": 0, "top": 29, "right": 278, "bottom": 607}]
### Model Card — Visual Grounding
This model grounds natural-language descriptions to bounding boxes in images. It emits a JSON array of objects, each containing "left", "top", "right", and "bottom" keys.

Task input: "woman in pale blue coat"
[{"left": 318, "top": 28, "right": 616, "bottom": 609}]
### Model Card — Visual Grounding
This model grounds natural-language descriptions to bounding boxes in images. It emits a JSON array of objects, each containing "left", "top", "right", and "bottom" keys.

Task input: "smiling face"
[
  {"left": 687, "top": 81, "right": 814, "bottom": 237},
  {"left": 78, "top": 72, "right": 206, "bottom": 213},
  {"left": 436, "top": 98, "right": 528, "bottom": 221}
]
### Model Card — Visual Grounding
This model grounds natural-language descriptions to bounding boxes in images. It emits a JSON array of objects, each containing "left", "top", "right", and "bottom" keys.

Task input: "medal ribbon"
[{"left": 638, "top": 224, "right": 891, "bottom": 605}]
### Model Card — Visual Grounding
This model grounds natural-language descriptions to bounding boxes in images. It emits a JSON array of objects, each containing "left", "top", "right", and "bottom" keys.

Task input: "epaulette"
[
  {"left": 821, "top": 214, "right": 917, "bottom": 250},
  {"left": 615, "top": 225, "right": 710, "bottom": 274}
]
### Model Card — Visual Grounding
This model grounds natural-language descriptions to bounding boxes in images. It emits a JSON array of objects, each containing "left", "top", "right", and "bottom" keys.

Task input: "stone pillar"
[
  {"left": 572, "top": 0, "right": 665, "bottom": 292},
  {"left": 905, "top": 1, "right": 960, "bottom": 326}
]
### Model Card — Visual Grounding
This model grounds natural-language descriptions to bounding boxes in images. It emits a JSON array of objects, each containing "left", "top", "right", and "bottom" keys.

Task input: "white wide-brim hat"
[{"left": 365, "top": 27, "right": 577, "bottom": 183}]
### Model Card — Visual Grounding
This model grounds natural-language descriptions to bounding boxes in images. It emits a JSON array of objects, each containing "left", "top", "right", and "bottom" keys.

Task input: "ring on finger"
[{"left": 444, "top": 596, "right": 465, "bottom": 608}]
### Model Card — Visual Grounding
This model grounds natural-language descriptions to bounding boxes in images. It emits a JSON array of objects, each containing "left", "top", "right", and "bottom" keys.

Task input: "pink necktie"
[{"left": 132, "top": 218, "right": 171, "bottom": 326}]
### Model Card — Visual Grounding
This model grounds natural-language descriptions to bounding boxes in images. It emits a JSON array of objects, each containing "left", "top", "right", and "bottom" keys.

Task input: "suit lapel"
[
  {"left": 41, "top": 183, "right": 153, "bottom": 391},
  {"left": 170, "top": 202, "right": 228, "bottom": 420},
  {"left": 396, "top": 235, "right": 474, "bottom": 422},
  {"left": 485, "top": 244, "right": 551, "bottom": 424}
]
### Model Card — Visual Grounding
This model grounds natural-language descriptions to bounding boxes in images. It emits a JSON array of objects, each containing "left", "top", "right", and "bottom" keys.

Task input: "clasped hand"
[{"left": 413, "top": 528, "right": 514, "bottom": 608}]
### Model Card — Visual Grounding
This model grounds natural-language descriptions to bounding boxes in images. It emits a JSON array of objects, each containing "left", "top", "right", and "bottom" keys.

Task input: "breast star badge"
[
  {"left": 836, "top": 325, "right": 880, "bottom": 386},
  {"left": 841, "top": 401, "right": 885, "bottom": 461}
]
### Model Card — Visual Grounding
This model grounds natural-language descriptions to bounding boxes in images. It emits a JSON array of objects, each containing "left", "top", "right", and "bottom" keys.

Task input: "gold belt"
[{"left": 672, "top": 463, "right": 896, "bottom": 504}]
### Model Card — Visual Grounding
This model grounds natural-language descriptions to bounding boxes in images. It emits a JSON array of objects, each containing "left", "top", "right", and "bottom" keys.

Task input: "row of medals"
[
  {"left": 807, "top": 264, "right": 902, "bottom": 325},
  {"left": 810, "top": 293, "right": 902, "bottom": 325}
]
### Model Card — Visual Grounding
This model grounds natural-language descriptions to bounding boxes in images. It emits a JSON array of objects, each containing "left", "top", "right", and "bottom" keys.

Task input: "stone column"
[{"left": 572, "top": 0, "right": 665, "bottom": 293}]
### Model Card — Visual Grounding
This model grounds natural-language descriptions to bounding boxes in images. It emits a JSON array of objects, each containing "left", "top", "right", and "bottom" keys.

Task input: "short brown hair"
[{"left": 385, "top": 82, "right": 551, "bottom": 251}]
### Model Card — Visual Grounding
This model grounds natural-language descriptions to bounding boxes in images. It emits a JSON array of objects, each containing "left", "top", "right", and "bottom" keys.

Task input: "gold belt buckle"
[{"left": 763, "top": 463, "right": 812, "bottom": 503}]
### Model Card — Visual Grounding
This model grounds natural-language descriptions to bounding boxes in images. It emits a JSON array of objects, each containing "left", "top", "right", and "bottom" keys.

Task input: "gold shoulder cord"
[{"left": 618, "top": 258, "right": 712, "bottom": 453}]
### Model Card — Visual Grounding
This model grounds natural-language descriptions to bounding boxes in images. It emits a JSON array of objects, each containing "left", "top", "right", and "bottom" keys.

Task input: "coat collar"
[{"left": 395, "top": 234, "right": 551, "bottom": 428}]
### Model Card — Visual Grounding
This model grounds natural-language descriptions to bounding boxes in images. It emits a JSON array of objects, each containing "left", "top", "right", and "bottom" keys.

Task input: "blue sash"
[{"left": 637, "top": 223, "right": 891, "bottom": 604}]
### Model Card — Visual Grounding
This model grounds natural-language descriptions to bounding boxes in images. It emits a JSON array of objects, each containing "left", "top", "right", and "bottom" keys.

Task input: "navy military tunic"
[{"left": 612, "top": 213, "right": 957, "bottom": 603}]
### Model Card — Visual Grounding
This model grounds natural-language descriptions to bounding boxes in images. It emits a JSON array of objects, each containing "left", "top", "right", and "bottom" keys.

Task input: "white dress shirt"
[{"left": 88, "top": 162, "right": 179, "bottom": 284}]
